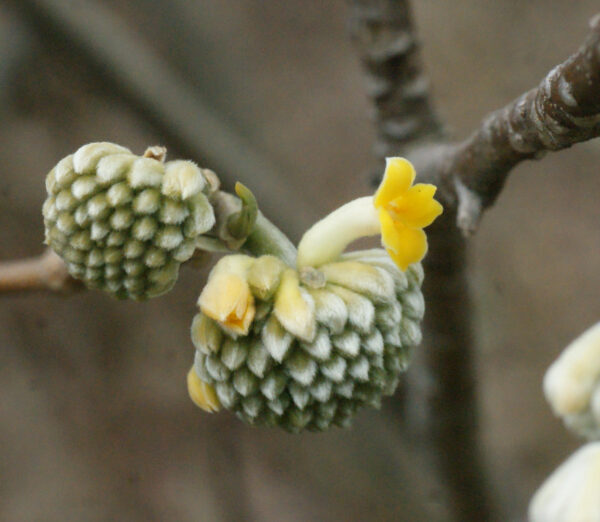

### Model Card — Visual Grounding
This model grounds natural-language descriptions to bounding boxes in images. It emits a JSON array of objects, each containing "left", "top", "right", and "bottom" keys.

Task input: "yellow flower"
[
  {"left": 197, "top": 256, "right": 256, "bottom": 336},
  {"left": 374, "top": 158, "right": 443, "bottom": 271},
  {"left": 187, "top": 367, "right": 221, "bottom": 412},
  {"left": 296, "top": 157, "right": 442, "bottom": 270},
  {"left": 198, "top": 272, "right": 255, "bottom": 335}
]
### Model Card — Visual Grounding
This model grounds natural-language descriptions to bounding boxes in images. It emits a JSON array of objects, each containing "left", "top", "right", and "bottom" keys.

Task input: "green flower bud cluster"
[
  {"left": 43, "top": 143, "right": 215, "bottom": 299},
  {"left": 191, "top": 249, "right": 425, "bottom": 432}
]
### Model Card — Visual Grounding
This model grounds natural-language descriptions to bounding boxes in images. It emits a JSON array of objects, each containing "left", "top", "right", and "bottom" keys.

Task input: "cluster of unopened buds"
[{"left": 43, "top": 143, "right": 443, "bottom": 432}]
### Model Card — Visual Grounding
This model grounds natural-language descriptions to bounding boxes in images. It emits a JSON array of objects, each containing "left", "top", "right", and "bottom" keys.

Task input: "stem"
[
  {"left": 209, "top": 190, "right": 296, "bottom": 265},
  {"left": 244, "top": 212, "right": 297, "bottom": 267},
  {"left": 408, "top": 211, "right": 493, "bottom": 520},
  {"left": 0, "top": 249, "right": 80, "bottom": 294},
  {"left": 347, "top": 0, "right": 443, "bottom": 160},
  {"left": 425, "top": 15, "right": 600, "bottom": 235},
  {"left": 347, "top": 1, "right": 494, "bottom": 520},
  {"left": 296, "top": 196, "right": 380, "bottom": 269}
]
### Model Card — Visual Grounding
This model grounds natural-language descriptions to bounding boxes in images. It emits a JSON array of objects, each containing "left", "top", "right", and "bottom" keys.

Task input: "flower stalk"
[
  {"left": 296, "top": 196, "right": 380, "bottom": 269},
  {"left": 297, "top": 158, "right": 442, "bottom": 272}
]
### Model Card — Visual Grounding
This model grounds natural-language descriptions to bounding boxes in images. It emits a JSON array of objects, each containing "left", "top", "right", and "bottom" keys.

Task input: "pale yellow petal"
[
  {"left": 380, "top": 210, "right": 428, "bottom": 271},
  {"left": 388, "top": 183, "right": 443, "bottom": 228},
  {"left": 319, "top": 261, "right": 395, "bottom": 303},
  {"left": 373, "top": 158, "right": 416, "bottom": 208},
  {"left": 198, "top": 272, "right": 255, "bottom": 335},
  {"left": 187, "top": 368, "right": 221, "bottom": 412},
  {"left": 274, "top": 269, "right": 316, "bottom": 342}
]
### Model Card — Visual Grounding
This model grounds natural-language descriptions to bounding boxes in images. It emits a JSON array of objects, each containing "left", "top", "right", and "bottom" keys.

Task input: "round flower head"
[
  {"left": 544, "top": 322, "right": 600, "bottom": 440},
  {"left": 43, "top": 142, "right": 216, "bottom": 299},
  {"left": 187, "top": 157, "right": 441, "bottom": 431}
]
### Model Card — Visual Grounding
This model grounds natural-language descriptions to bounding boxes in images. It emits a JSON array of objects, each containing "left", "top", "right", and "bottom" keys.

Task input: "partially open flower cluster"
[
  {"left": 43, "top": 143, "right": 215, "bottom": 299},
  {"left": 41, "top": 147, "right": 441, "bottom": 432},
  {"left": 185, "top": 157, "right": 442, "bottom": 431},
  {"left": 189, "top": 250, "right": 425, "bottom": 432}
]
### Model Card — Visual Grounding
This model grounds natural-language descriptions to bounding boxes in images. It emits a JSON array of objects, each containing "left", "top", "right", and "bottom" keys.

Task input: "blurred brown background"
[{"left": 1, "top": 1, "right": 599, "bottom": 521}]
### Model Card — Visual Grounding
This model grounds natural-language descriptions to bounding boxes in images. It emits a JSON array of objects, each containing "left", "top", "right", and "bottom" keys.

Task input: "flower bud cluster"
[
  {"left": 43, "top": 143, "right": 215, "bottom": 299},
  {"left": 530, "top": 323, "right": 600, "bottom": 520}
]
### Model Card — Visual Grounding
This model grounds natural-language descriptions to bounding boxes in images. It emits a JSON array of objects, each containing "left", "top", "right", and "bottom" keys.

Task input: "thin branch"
[
  {"left": 347, "top": 0, "right": 443, "bottom": 162},
  {"left": 427, "top": 14, "right": 600, "bottom": 235},
  {"left": 350, "top": 5, "right": 600, "bottom": 521},
  {"left": 414, "top": 212, "right": 493, "bottom": 520},
  {"left": 0, "top": 249, "right": 80, "bottom": 294}
]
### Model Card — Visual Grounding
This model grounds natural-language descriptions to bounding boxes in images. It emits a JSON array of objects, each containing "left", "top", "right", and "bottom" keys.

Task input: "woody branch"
[{"left": 429, "top": 13, "right": 600, "bottom": 235}]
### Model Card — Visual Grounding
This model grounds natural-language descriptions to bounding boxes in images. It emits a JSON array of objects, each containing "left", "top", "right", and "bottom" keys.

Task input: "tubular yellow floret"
[{"left": 296, "top": 158, "right": 442, "bottom": 272}]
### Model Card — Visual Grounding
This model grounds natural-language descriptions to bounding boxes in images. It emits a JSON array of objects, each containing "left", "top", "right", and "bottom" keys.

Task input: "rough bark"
[{"left": 347, "top": 0, "right": 443, "bottom": 161}]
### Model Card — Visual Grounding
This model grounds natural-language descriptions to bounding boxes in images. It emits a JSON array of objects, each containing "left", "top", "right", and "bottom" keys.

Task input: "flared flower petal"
[
  {"left": 387, "top": 184, "right": 443, "bottom": 229},
  {"left": 374, "top": 158, "right": 416, "bottom": 208},
  {"left": 379, "top": 209, "right": 428, "bottom": 271},
  {"left": 373, "top": 157, "right": 442, "bottom": 270}
]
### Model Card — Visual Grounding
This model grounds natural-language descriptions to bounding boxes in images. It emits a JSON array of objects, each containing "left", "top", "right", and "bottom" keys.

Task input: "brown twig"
[
  {"left": 0, "top": 249, "right": 80, "bottom": 294},
  {"left": 348, "top": 1, "right": 495, "bottom": 520},
  {"left": 425, "top": 14, "right": 600, "bottom": 235}
]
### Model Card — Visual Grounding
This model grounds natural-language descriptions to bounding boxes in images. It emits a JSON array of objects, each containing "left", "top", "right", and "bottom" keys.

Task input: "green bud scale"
[
  {"left": 191, "top": 250, "right": 425, "bottom": 432},
  {"left": 43, "top": 143, "right": 216, "bottom": 299}
]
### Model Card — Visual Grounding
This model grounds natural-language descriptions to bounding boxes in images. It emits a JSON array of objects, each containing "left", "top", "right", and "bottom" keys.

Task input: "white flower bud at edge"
[
  {"left": 529, "top": 442, "right": 600, "bottom": 522},
  {"left": 544, "top": 322, "right": 600, "bottom": 440}
]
